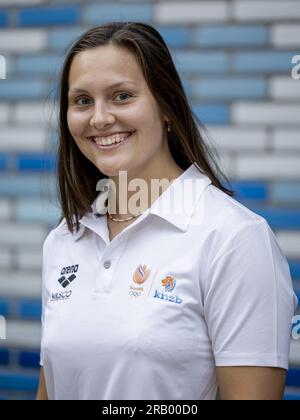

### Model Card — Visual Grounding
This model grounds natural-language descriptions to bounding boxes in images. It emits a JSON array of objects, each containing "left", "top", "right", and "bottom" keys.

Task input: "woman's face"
[{"left": 67, "top": 44, "right": 171, "bottom": 179}]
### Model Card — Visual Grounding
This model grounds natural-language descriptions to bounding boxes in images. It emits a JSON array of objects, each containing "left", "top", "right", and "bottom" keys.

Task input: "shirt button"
[{"left": 103, "top": 260, "right": 111, "bottom": 269}]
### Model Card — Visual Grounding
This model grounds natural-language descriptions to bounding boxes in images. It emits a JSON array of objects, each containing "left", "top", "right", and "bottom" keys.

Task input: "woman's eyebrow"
[{"left": 68, "top": 80, "right": 136, "bottom": 94}]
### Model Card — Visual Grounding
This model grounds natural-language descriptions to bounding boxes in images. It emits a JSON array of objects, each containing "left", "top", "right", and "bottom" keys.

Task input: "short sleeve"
[
  {"left": 39, "top": 230, "right": 53, "bottom": 367},
  {"left": 203, "top": 219, "right": 298, "bottom": 370}
]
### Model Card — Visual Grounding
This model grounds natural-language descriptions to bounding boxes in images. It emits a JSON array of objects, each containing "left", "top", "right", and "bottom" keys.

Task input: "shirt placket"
[{"left": 94, "top": 236, "right": 129, "bottom": 294}]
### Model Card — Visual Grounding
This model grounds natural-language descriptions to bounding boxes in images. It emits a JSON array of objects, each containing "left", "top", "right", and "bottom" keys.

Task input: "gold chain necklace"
[{"left": 107, "top": 211, "right": 143, "bottom": 222}]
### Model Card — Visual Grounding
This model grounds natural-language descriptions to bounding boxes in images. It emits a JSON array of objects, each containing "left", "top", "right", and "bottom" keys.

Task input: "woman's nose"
[{"left": 90, "top": 103, "right": 116, "bottom": 128}]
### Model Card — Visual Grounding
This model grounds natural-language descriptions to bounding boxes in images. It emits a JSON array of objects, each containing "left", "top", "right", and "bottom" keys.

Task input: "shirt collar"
[
  {"left": 72, "top": 162, "right": 212, "bottom": 241},
  {"left": 149, "top": 162, "right": 212, "bottom": 231}
]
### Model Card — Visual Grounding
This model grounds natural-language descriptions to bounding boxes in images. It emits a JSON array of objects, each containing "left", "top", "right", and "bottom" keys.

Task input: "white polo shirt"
[{"left": 40, "top": 162, "right": 298, "bottom": 400}]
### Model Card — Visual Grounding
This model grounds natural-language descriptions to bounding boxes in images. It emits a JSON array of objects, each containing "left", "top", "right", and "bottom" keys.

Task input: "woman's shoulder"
[
  {"left": 199, "top": 185, "right": 292, "bottom": 287},
  {"left": 42, "top": 218, "right": 84, "bottom": 256},
  {"left": 42, "top": 219, "right": 66, "bottom": 258},
  {"left": 45, "top": 218, "right": 69, "bottom": 240},
  {"left": 199, "top": 183, "right": 270, "bottom": 239}
]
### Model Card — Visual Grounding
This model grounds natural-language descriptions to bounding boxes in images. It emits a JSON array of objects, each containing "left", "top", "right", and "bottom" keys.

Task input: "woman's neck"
[{"left": 108, "top": 160, "right": 184, "bottom": 218}]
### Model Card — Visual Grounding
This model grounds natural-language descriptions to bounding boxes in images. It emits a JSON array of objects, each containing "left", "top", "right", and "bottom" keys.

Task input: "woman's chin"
[{"left": 95, "top": 160, "right": 128, "bottom": 178}]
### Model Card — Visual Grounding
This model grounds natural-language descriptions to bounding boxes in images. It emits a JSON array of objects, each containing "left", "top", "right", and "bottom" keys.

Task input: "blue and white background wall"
[{"left": 0, "top": 0, "right": 299, "bottom": 400}]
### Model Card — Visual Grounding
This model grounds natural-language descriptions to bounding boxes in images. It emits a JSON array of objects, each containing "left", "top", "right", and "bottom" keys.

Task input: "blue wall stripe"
[
  {"left": 16, "top": 55, "right": 63, "bottom": 75},
  {"left": 272, "top": 183, "right": 300, "bottom": 204},
  {"left": 156, "top": 26, "right": 191, "bottom": 48},
  {"left": 193, "top": 105, "right": 230, "bottom": 125},
  {"left": 229, "top": 181, "right": 268, "bottom": 201},
  {"left": 0, "top": 80, "right": 49, "bottom": 100},
  {"left": 0, "top": 175, "right": 57, "bottom": 197},
  {"left": 16, "top": 199, "right": 60, "bottom": 224},
  {"left": 0, "top": 12, "right": 8, "bottom": 27},
  {"left": 284, "top": 393, "right": 300, "bottom": 401},
  {"left": 289, "top": 261, "right": 300, "bottom": 280},
  {"left": 234, "top": 51, "right": 297, "bottom": 72},
  {"left": 182, "top": 79, "right": 192, "bottom": 96},
  {"left": 84, "top": 4, "right": 153, "bottom": 24},
  {"left": 195, "top": 25, "right": 268, "bottom": 47},
  {"left": 286, "top": 369, "right": 300, "bottom": 388},
  {"left": 18, "top": 6, "right": 80, "bottom": 27},
  {"left": 19, "top": 352, "right": 40, "bottom": 369},
  {"left": 49, "top": 27, "right": 84, "bottom": 50},
  {"left": 0, "top": 351, "right": 9, "bottom": 367},
  {"left": 19, "top": 300, "right": 42, "bottom": 320},
  {"left": 247, "top": 207, "right": 300, "bottom": 230},
  {"left": 18, "top": 154, "right": 57, "bottom": 172},
  {"left": 192, "top": 78, "right": 267, "bottom": 99},
  {"left": 296, "top": 290, "right": 300, "bottom": 306},
  {"left": 0, "top": 299, "right": 9, "bottom": 318},
  {"left": 174, "top": 51, "right": 229, "bottom": 73},
  {"left": 0, "top": 372, "right": 39, "bottom": 392},
  {"left": 0, "top": 155, "right": 8, "bottom": 171},
  {"left": 0, "top": 391, "right": 35, "bottom": 401}
]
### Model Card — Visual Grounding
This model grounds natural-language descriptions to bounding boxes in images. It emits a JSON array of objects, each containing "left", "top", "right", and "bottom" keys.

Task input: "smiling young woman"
[
  {"left": 56, "top": 22, "right": 234, "bottom": 235},
  {"left": 66, "top": 41, "right": 186, "bottom": 229},
  {"left": 36, "top": 22, "right": 297, "bottom": 401}
]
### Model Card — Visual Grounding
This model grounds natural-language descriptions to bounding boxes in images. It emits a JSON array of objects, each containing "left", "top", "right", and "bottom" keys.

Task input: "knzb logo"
[
  {"left": 58, "top": 264, "right": 79, "bottom": 288},
  {"left": 153, "top": 275, "right": 183, "bottom": 304},
  {"left": 162, "top": 275, "right": 176, "bottom": 292}
]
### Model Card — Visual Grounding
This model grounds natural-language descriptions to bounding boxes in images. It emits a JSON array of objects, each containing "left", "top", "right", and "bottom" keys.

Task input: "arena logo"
[
  {"left": 61, "top": 264, "right": 79, "bottom": 276},
  {"left": 291, "top": 55, "right": 300, "bottom": 80},
  {"left": 0, "top": 55, "right": 6, "bottom": 80},
  {"left": 292, "top": 316, "right": 300, "bottom": 340},
  {"left": 58, "top": 264, "right": 79, "bottom": 289},
  {"left": 0, "top": 315, "right": 6, "bottom": 340}
]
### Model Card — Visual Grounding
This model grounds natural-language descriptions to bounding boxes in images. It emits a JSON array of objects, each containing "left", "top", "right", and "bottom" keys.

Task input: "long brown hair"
[{"left": 57, "top": 21, "right": 234, "bottom": 234}]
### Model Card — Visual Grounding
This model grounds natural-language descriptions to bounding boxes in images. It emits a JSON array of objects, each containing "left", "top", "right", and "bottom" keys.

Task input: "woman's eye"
[
  {"left": 75, "top": 97, "right": 91, "bottom": 106},
  {"left": 115, "top": 92, "right": 131, "bottom": 101},
  {"left": 72, "top": 93, "right": 131, "bottom": 106}
]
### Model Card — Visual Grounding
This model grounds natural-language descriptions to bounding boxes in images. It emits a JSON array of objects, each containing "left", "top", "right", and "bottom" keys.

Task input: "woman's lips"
[{"left": 89, "top": 131, "right": 135, "bottom": 151}]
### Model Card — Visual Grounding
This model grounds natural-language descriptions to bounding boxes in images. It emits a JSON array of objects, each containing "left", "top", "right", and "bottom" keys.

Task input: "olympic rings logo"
[{"left": 129, "top": 290, "right": 142, "bottom": 297}]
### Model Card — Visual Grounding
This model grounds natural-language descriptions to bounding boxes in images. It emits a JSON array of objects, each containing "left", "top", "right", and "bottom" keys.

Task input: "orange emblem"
[
  {"left": 161, "top": 275, "right": 176, "bottom": 292},
  {"left": 133, "top": 264, "right": 151, "bottom": 285}
]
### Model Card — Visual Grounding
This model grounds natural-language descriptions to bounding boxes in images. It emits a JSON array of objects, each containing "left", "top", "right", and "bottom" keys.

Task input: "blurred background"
[{"left": 0, "top": 0, "right": 299, "bottom": 400}]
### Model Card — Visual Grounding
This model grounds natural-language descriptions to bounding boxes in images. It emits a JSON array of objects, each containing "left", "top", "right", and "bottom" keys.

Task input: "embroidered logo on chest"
[
  {"left": 153, "top": 275, "right": 183, "bottom": 304},
  {"left": 57, "top": 264, "right": 79, "bottom": 288},
  {"left": 50, "top": 264, "right": 80, "bottom": 302},
  {"left": 129, "top": 264, "right": 151, "bottom": 298}
]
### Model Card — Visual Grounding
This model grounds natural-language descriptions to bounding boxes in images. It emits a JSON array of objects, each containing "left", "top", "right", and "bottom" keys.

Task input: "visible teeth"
[{"left": 93, "top": 133, "right": 131, "bottom": 146}]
